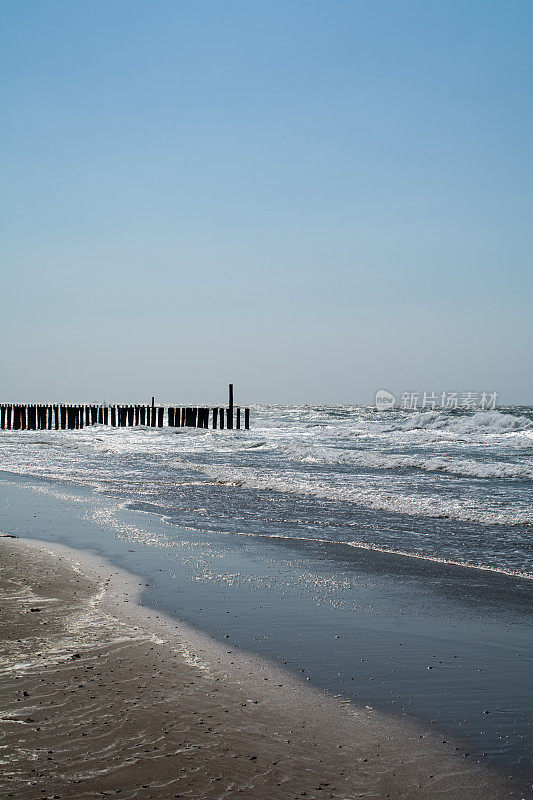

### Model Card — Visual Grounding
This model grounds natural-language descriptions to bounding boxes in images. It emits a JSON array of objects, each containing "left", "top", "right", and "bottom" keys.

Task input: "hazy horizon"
[{"left": 2, "top": 1, "right": 532, "bottom": 406}]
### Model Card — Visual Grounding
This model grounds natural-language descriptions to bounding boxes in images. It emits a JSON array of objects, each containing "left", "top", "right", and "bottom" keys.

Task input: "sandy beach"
[{"left": 1, "top": 534, "right": 519, "bottom": 800}]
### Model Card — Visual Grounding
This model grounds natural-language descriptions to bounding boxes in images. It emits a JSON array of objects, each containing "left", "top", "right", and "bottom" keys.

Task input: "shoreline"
[{"left": 0, "top": 534, "right": 521, "bottom": 799}]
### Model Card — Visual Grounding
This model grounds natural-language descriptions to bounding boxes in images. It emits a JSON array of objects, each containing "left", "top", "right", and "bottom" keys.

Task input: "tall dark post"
[
  {"left": 181, "top": 407, "right": 185, "bottom": 427},
  {"left": 212, "top": 408, "right": 218, "bottom": 429},
  {"left": 111, "top": 406, "right": 116, "bottom": 427},
  {"left": 7, "top": 405, "right": 12, "bottom": 429},
  {"left": 236, "top": 407, "right": 241, "bottom": 429},
  {"left": 1, "top": 406, "right": 5, "bottom": 430},
  {"left": 227, "top": 384, "right": 234, "bottom": 430},
  {"left": 103, "top": 407, "right": 109, "bottom": 425},
  {"left": 245, "top": 408, "right": 250, "bottom": 429},
  {"left": 140, "top": 406, "right": 146, "bottom": 425},
  {"left": 219, "top": 408, "right": 224, "bottom": 429},
  {"left": 158, "top": 407, "right": 164, "bottom": 427},
  {"left": 135, "top": 406, "right": 140, "bottom": 426},
  {"left": 151, "top": 403, "right": 156, "bottom": 427},
  {"left": 168, "top": 407, "right": 174, "bottom": 427}
]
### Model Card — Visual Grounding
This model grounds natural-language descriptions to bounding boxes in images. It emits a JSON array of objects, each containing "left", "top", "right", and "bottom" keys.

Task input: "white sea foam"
[
  {"left": 189, "top": 462, "right": 533, "bottom": 526},
  {"left": 394, "top": 409, "right": 533, "bottom": 435},
  {"left": 284, "top": 444, "right": 533, "bottom": 479}
]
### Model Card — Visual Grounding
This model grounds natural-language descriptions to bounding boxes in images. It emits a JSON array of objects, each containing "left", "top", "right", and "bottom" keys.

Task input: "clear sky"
[{"left": 1, "top": 1, "right": 532, "bottom": 405}]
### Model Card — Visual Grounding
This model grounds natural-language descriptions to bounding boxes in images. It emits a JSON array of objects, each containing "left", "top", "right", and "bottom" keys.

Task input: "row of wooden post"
[{"left": 0, "top": 404, "right": 250, "bottom": 431}]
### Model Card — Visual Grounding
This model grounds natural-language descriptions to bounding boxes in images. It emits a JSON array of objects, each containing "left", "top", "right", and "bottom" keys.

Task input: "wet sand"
[{"left": 0, "top": 535, "right": 519, "bottom": 800}]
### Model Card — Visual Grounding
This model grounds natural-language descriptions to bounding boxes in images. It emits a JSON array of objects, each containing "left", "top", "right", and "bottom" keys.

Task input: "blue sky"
[{"left": 1, "top": 1, "right": 532, "bottom": 404}]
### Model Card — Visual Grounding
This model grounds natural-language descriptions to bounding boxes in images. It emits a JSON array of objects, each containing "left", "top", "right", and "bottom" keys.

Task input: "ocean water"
[
  {"left": 1, "top": 405, "right": 531, "bottom": 577},
  {"left": 1, "top": 405, "right": 532, "bottom": 786}
]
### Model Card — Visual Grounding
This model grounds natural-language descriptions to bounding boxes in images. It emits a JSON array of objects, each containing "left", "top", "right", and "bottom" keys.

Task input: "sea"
[{"left": 1, "top": 404, "right": 532, "bottom": 788}]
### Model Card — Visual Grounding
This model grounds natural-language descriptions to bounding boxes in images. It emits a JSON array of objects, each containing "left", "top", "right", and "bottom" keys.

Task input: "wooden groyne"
[{"left": 1, "top": 385, "right": 250, "bottom": 432}]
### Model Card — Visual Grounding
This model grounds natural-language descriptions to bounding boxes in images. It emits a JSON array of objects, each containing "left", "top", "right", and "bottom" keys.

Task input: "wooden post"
[
  {"left": 127, "top": 406, "right": 134, "bottom": 426},
  {"left": 219, "top": 408, "right": 224, "bottom": 429},
  {"left": 181, "top": 407, "right": 185, "bottom": 427},
  {"left": 158, "top": 407, "right": 164, "bottom": 427},
  {"left": 135, "top": 406, "right": 140, "bottom": 426},
  {"left": 236, "top": 407, "right": 241, "bottom": 429},
  {"left": 151, "top": 403, "right": 156, "bottom": 427},
  {"left": 140, "top": 406, "right": 146, "bottom": 426},
  {"left": 7, "top": 405, "right": 12, "bottom": 429},
  {"left": 0, "top": 406, "right": 5, "bottom": 429},
  {"left": 245, "top": 408, "right": 250, "bottom": 429},
  {"left": 212, "top": 407, "right": 218, "bottom": 429},
  {"left": 111, "top": 406, "right": 116, "bottom": 427},
  {"left": 103, "top": 406, "right": 109, "bottom": 425}
]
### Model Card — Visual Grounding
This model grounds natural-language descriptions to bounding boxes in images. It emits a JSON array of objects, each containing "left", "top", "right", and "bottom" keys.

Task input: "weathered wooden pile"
[{"left": 1, "top": 385, "right": 250, "bottom": 431}]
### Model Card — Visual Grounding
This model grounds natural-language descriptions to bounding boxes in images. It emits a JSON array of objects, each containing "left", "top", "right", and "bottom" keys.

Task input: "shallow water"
[{"left": 1, "top": 469, "right": 531, "bottom": 791}]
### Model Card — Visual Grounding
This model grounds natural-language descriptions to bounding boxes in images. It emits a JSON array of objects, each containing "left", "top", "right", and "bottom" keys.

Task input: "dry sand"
[{"left": 0, "top": 535, "right": 518, "bottom": 799}]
